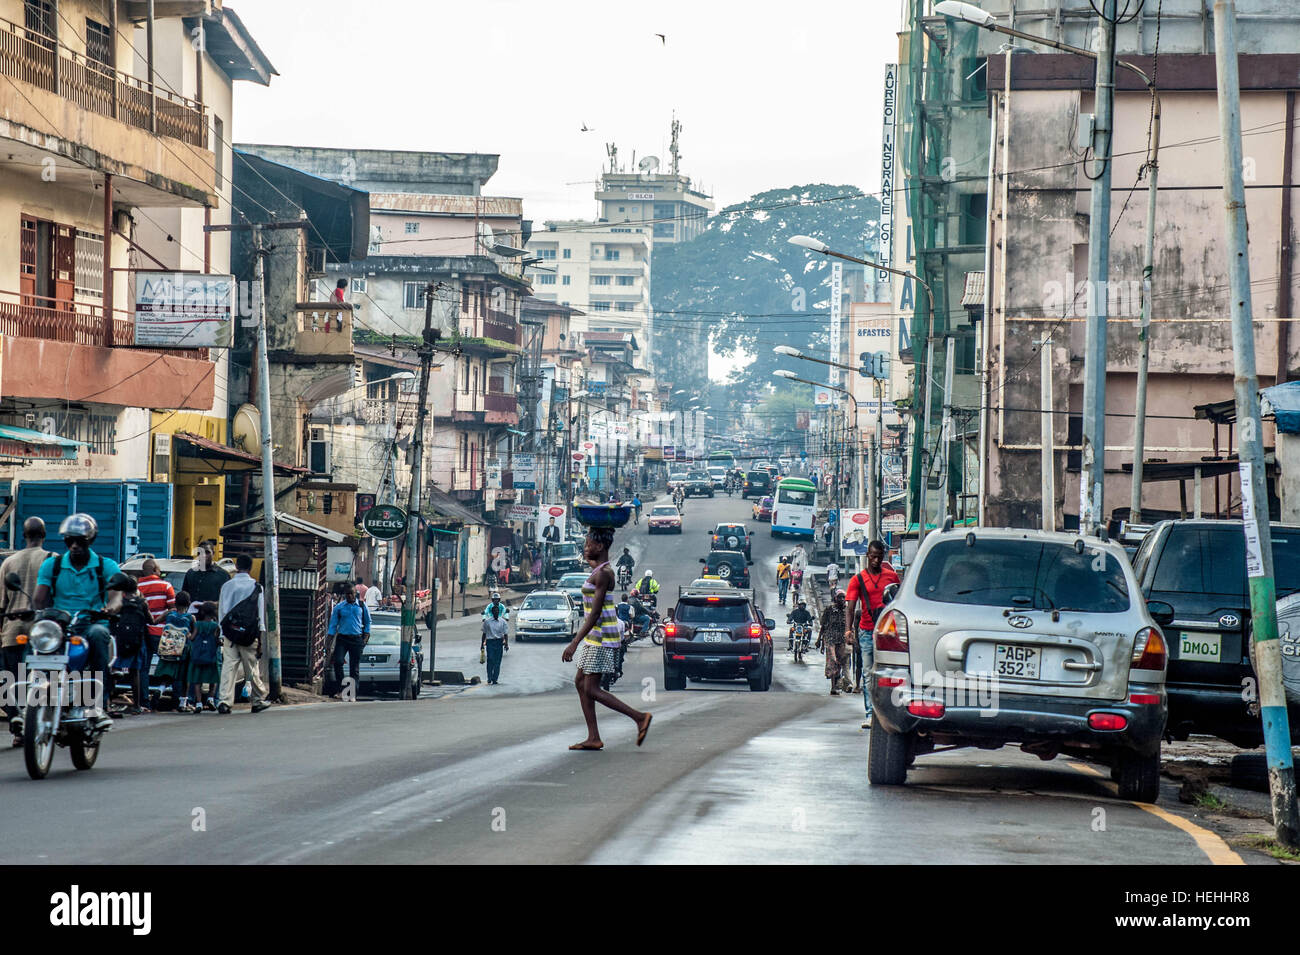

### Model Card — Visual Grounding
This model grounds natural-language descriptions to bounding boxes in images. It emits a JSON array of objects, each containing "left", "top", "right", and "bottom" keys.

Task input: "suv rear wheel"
[
  {"left": 664, "top": 662, "right": 686, "bottom": 692},
  {"left": 867, "top": 721, "right": 910, "bottom": 785},
  {"left": 748, "top": 664, "right": 771, "bottom": 692},
  {"left": 1115, "top": 748, "right": 1161, "bottom": 803}
]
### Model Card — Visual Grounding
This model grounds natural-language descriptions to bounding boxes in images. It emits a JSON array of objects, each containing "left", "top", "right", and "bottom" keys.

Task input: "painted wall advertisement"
[
  {"left": 134, "top": 272, "right": 234, "bottom": 348},
  {"left": 839, "top": 508, "right": 872, "bottom": 557},
  {"left": 512, "top": 452, "right": 536, "bottom": 489}
]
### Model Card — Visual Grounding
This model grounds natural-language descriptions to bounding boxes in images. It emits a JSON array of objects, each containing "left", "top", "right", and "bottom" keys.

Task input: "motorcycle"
[
  {"left": 4, "top": 572, "right": 112, "bottom": 780},
  {"left": 628, "top": 607, "right": 663, "bottom": 646},
  {"left": 617, "top": 564, "right": 633, "bottom": 590},
  {"left": 790, "top": 621, "right": 813, "bottom": 663}
]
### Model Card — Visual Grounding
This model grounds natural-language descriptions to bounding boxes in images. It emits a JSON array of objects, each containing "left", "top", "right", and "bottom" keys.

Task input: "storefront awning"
[
  {"left": 173, "top": 431, "right": 308, "bottom": 476},
  {"left": 0, "top": 423, "right": 85, "bottom": 461}
]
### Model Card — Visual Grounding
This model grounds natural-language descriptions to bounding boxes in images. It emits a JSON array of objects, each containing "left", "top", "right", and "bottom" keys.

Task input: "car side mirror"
[
  {"left": 747, "top": 560, "right": 754, "bottom": 566},
  {"left": 1147, "top": 599, "right": 1175, "bottom": 627},
  {"left": 699, "top": 558, "right": 706, "bottom": 564},
  {"left": 764, "top": 618, "right": 776, "bottom": 630},
  {"left": 4, "top": 572, "right": 21, "bottom": 591},
  {"left": 882, "top": 582, "right": 899, "bottom": 603}
]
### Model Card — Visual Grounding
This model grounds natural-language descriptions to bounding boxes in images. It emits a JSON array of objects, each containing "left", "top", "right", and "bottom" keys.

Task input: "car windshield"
[
  {"left": 675, "top": 601, "right": 752, "bottom": 625},
  {"left": 688, "top": 471, "right": 708, "bottom": 479},
  {"left": 551, "top": 543, "right": 581, "bottom": 558},
  {"left": 523, "top": 595, "right": 568, "bottom": 611},
  {"left": 1151, "top": 525, "right": 1300, "bottom": 598},
  {"left": 913, "top": 538, "right": 1132, "bottom": 613},
  {"left": 651, "top": 506, "right": 678, "bottom": 516},
  {"left": 368, "top": 626, "right": 401, "bottom": 646},
  {"left": 558, "top": 574, "right": 588, "bottom": 588}
]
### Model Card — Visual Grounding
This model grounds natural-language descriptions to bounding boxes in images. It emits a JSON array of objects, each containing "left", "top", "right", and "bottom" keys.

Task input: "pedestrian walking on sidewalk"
[
  {"left": 825, "top": 560, "right": 840, "bottom": 593},
  {"left": 845, "top": 540, "right": 900, "bottom": 724},
  {"left": 216, "top": 554, "right": 271, "bottom": 714},
  {"left": 154, "top": 590, "right": 195, "bottom": 710},
  {"left": 819, "top": 590, "right": 849, "bottom": 695},
  {"left": 1, "top": 517, "right": 49, "bottom": 744},
  {"left": 776, "top": 555, "right": 792, "bottom": 606},
  {"left": 561, "top": 525, "right": 652, "bottom": 751},
  {"left": 328, "top": 585, "right": 371, "bottom": 699},
  {"left": 481, "top": 602, "right": 509, "bottom": 684}
]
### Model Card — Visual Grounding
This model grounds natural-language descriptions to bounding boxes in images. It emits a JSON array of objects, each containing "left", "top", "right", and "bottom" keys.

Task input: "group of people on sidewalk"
[{"left": 0, "top": 522, "right": 276, "bottom": 745}]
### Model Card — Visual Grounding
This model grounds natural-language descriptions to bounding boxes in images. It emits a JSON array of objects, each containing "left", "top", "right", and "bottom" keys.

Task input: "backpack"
[
  {"left": 190, "top": 622, "right": 220, "bottom": 666},
  {"left": 111, "top": 595, "right": 152, "bottom": 660},
  {"left": 158, "top": 621, "right": 189, "bottom": 661},
  {"left": 221, "top": 584, "right": 262, "bottom": 647},
  {"left": 46, "top": 552, "right": 106, "bottom": 608}
]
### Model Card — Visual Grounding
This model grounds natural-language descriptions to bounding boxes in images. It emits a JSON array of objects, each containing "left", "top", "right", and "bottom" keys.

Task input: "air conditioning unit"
[{"left": 308, "top": 427, "right": 331, "bottom": 476}]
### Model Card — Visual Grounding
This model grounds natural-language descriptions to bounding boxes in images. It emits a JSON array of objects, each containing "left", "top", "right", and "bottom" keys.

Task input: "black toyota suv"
[
  {"left": 710, "top": 522, "right": 753, "bottom": 560},
  {"left": 683, "top": 470, "right": 715, "bottom": 498},
  {"left": 663, "top": 586, "right": 775, "bottom": 691},
  {"left": 699, "top": 549, "right": 752, "bottom": 588},
  {"left": 742, "top": 470, "right": 773, "bottom": 499},
  {"left": 1131, "top": 519, "right": 1300, "bottom": 747}
]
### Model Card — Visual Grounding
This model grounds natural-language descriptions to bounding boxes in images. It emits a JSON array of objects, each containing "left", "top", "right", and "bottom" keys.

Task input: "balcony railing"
[
  {"left": 484, "top": 392, "right": 518, "bottom": 415},
  {"left": 0, "top": 16, "right": 206, "bottom": 148},
  {"left": 293, "top": 304, "right": 353, "bottom": 357},
  {"left": 483, "top": 308, "right": 519, "bottom": 345},
  {"left": 0, "top": 291, "right": 206, "bottom": 359}
]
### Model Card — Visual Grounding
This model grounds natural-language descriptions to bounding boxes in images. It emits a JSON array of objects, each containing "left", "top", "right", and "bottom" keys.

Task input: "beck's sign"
[{"left": 362, "top": 504, "right": 409, "bottom": 541}]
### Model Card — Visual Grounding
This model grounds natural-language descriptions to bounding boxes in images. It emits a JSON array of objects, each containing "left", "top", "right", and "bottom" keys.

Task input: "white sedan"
[{"left": 513, "top": 591, "right": 581, "bottom": 641}]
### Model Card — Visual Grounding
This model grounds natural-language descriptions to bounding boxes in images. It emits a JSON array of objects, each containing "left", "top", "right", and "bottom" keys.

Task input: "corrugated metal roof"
[
  {"left": 960, "top": 271, "right": 985, "bottom": 307},
  {"left": 369, "top": 193, "right": 523, "bottom": 217}
]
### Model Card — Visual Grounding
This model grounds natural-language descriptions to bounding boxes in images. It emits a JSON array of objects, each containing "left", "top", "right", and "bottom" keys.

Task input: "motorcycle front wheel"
[
  {"left": 651, "top": 625, "right": 664, "bottom": 646},
  {"left": 23, "top": 703, "right": 56, "bottom": 780}
]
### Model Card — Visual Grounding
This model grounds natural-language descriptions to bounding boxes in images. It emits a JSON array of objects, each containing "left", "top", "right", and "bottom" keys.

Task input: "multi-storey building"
[{"left": 526, "top": 221, "right": 652, "bottom": 344}]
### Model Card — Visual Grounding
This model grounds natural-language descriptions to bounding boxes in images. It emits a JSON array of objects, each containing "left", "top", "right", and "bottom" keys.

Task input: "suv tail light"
[
  {"left": 664, "top": 623, "right": 677, "bottom": 638},
  {"left": 1131, "top": 627, "right": 1167, "bottom": 672},
  {"left": 874, "top": 609, "right": 909, "bottom": 652},
  {"left": 749, "top": 623, "right": 762, "bottom": 637}
]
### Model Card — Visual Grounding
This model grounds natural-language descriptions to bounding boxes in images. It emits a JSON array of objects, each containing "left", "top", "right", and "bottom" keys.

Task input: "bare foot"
[
  {"left": 568, "top": 740, "right": 604, "bottom": 751},
  {"left": 636, "top": 712, "right": 652, "bottom": 746}
]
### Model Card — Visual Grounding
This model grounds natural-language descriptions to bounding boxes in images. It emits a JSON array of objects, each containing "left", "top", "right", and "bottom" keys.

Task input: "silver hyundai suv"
[{"left": 867, "top": 526, "right": 1169, "bottom": 802}]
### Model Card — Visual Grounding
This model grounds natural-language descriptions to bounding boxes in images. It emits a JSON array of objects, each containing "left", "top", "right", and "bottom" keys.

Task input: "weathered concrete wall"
[{"left": 233, "top": 145, "right": 498, "bottom": 195}]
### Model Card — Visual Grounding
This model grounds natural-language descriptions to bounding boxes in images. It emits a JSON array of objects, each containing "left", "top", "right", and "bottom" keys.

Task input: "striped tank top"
[{"left": 581, "top": 561, "right": 623, "bottom": 648}]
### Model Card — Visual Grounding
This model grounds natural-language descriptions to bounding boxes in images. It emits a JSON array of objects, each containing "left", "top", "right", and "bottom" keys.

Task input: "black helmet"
[
  {"left": 106, "top": 572, "right": 137, "bottom": 594},
  {"left": 58, "top": 513, "right": 98, "bottom": 543}
]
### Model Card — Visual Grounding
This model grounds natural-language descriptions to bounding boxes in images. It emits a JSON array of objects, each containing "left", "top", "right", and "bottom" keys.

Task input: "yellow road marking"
[{"left": 1067, "top": 761, "right": 1244, "bottom": 865}]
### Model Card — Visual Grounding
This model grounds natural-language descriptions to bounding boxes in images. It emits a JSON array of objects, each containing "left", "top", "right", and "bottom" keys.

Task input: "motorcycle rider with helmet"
[
  {"left": 32, "top": 514, "right": 120, "bottom": 731},
  {"left": 635, "top": 569, "right": 660, "bottom": 608},
  {"left": 615, "top": 548, "right": 635, "bottom": 587},
  {"left": 786, "top": 599, "right": 814, "bottom": 652}
]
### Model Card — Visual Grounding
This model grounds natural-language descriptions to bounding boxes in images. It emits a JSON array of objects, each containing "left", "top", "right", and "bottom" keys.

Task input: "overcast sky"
[{"left": 232, "top": 0, "right": 898, "bottom": 223}]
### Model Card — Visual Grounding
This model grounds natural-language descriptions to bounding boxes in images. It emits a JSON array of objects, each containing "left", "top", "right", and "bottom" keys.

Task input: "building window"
[
  {"left": 562, "top": 248, "right": 571, "bottom": 259},
  {"left": 592, "top": 275, "right": 611, "bottom": 286},
  {"left": 654, "top": 222, "right": 675, "bottom": 238},
  {"left": 616, "top": 275, "right": 634, "bottom": 286},
  {"left": 604, "top": 249, "right": 620, "bottom": 261},
  {"left": 350, "top": 277, "right": 367, "bottom": 294},
  {"left": 460, "top": 433, "right": 468, "bottom": 471},
  {"left": 85, "top": 18, "right": 112, "bottom": 70},
  {"left": 25, "top": 2, "right": 54, "bottom": 46},
  {"left": 74, "top": 229, "right": 103, "bottom": 299},
  {"left": 562, "top": 275, "right": 571, "bottom": 286},
  {"left": 403, "top": 281, "right": 426, "bottom": 309},
  {"left": 213, "top": 116, "right": 224, "bottom": 188},
  {"left": 537, "top": 274, "right": 556, "bottom": 285},
  {"left": 592, "top": 302, "right": 611, "bottom": 312},
  {"left": 404, "top": 222, "right": 419, "bottom": 234},
  {"left": 616, "top": 302, "right": 633, "bottom": 312},
  {"left": 539, "top": 248, "right": 556, "bottom": 260}
]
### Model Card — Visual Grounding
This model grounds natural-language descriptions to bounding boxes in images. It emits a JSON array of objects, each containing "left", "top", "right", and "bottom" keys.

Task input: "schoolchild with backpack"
[
  {"left": 184, "top": 602, "right": 222, "bottom": 713},
  {"left": 154, "top": 591, "right": 196, "bottom": 711},
  {"left": 109, "top": 576, "right": 155, "bottom": 716},
  {"left": 216, "top": 554, "right": 272, "bottom": 714}
]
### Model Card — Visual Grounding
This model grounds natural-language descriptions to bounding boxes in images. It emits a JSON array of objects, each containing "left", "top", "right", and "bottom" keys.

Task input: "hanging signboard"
[
  {"left": 663, "top": 445, "right": 676, "bottom": 461},
  {"left": 361, "top": 503, "right": 408, "bottom": 541},
  {"left": 537, "top": 503, "right": 567, "bottom": 543},
  {"left": 134, "top": 272, "right": 234, "bottom": 348},
  {"left": 512, "top": 453, "right": 536, "bottom": 489},
  {"left": 839, "top": 508, "right": 872, "bottom": 557}
]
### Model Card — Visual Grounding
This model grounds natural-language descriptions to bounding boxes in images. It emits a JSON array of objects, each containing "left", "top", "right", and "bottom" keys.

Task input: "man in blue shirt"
[
  {"left": 328, "top": 585, "right": 371, "bottom": 699},
  {"left": 33, "top": 514, "right": 119, "bottom": 730}
]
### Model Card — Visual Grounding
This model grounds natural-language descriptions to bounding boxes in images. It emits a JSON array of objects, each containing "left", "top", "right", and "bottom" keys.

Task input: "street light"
[
  {"left": 774, "top": 370, "right": 861, "bottom": 524},
  {"left": 787, "top": 235, "right": 935, "bottom": 318}
]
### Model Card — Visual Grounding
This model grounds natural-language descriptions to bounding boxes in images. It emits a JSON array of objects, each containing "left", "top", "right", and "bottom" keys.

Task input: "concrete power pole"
[
  {"left": 938, "top": 337, "right": 955, "bottom": 529},
  {"left": 399, "top": 283, "right": 439, "bottom": 700},
  {"left": 251, "top": 224, "right": 282, "bottom": 699},
  {"left": 1038, "top": 338, "right": 1056, "bottom": 531},
  {"left": 1080, "top": 0, "right": 1118, "bottom": 534},
  {"left": 1214, "top": 0, "right": 1299, "bottom": 848},
  {"left": 918, "top": 336, "right": 935, "bottom": 542}
]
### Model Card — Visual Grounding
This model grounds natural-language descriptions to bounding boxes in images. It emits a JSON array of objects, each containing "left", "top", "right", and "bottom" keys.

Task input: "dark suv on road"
[
  {"left": 1130, "top": 519, "right": 1300, "bottom": 747},
  {"left": 699, "top": 549, "right": 752, "bottom": 588},
  {"left": 663, "top": 586, "right": 775, "bottom": 691},
  {"left": 683, "top": 470, "right": 715, "bottom": 498},
  {"left": 710, "top": 522, "right": 752, "bottom": 560},
  {"left": 742, "top": 470, "right": 773, "bottom": 499}
]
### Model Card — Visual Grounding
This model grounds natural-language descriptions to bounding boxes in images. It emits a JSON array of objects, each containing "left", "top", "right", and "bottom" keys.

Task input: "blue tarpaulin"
[{"left": 1261, "top": 381, "right": 1300, "bottom": 434}]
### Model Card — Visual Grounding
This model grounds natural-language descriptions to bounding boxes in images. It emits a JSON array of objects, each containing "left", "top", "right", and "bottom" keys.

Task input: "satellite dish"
[
  {"left": 231, "top": 404, "right": 260, "bottom": 453},
  {"left": 478, "top": 221, "right": 496, "bottom": 253},
  {"left": 639, "top": 155, "right": 660, "bottom": 177}
]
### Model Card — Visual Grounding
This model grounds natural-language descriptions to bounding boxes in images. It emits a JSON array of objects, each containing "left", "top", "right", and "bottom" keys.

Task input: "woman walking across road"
[
  {"left": 818, "top": 590, "right": 851, "bottom": 695},
  {"left": 561, "top": 525, "right": 652, "bottom": 751}
]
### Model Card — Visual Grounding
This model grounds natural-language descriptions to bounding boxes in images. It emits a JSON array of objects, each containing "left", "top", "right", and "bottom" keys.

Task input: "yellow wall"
[{"left": 151, "top": 411, "right": 227, "bottom": 558}]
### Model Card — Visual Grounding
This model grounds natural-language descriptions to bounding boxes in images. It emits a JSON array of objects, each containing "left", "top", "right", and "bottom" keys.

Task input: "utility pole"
[
  {"left": 1037, "top": 338, "right": 1056, "bottom": 531},
  {"left": 400, "top": 283, "right": 438, "bottom": 700},
  {"left": 1214, "top": 0, "right": 1299, "bottom": 848},
  {"left": 1080, "top": 0, "right": 1118, "bottom": 534},
  {"left": 1130, "top": 95, "right": 1162, "bottom": 523},
  {"left": 938, "top": 336, "right": 955, "bottom": 529},
  {"left": 251, "top": 224, "right": 282, "bottom": 700},
  {"left": 918, "top": 336, "right": 935, "bottom": 542}
]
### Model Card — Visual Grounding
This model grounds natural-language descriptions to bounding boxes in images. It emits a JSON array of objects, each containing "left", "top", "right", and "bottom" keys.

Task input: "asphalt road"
[{"left": 0, "top": 492, "right": 1257, "bottom": 864}]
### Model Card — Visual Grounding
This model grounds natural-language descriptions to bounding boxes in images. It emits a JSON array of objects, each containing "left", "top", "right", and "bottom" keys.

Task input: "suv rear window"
[
  {"left": 1152, "top": 526, "right": 1300, "bottom": 598},
  {"left": 675, "top": 601, "right": 752, "bottom": 625},
  {"left": 746, "top": 471, "right": 770, "bottom": 483},
  {"left": 914, "top": 538, "right": 1131, "bottom": 612}
]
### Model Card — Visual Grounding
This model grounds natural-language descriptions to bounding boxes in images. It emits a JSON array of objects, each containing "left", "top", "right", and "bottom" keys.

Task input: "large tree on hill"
[{"left": 651, "top": 183, "right": 881, "bottom": 401}]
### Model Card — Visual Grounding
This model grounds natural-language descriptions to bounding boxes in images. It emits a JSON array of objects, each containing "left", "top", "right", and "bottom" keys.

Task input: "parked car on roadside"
[
  {"left": 867, "top": 526, "right": 1168, "bottom": 802},
  {"left": 648, "top": 503, "right": 683, "bottom": 534},
  {"left": 663, "top": 585, "right": 775, "bottom": 692},
  {"left": 513, "top": 591, "right": 581, "bottom": 641},
  {"left": 1129, "top": 519, "right": 1300, "bottom": 747},
  {"left": 357, "top": 612, "right": 423, "bottom": 698},
  {"left": 556, "top": 572, "right": 589, "bottom": 606},
  {"left": 544, "top": 541, "right": 585, "bottom": 577}
]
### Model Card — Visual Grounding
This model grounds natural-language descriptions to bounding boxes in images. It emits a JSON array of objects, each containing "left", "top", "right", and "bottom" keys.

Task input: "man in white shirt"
[
  {"left": 826, "top": 561, "right": 841, "bottom": 593},
  {"left": 216, "top": 554, "right": 271, "bottom": 714},
  {"left": 363, "top": 582, "right": 381, "bottom": 611}
]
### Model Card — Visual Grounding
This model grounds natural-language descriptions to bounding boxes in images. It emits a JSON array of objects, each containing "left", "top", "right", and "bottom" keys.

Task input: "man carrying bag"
[{"left": 216, "top": 554, "right": 272, "bottom": 714}]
